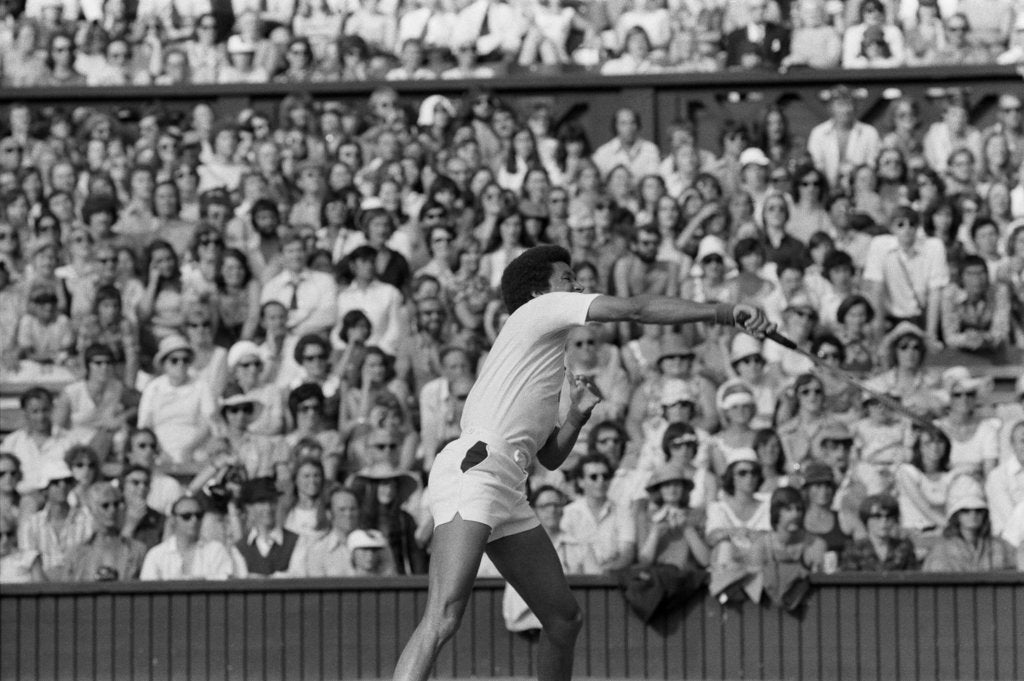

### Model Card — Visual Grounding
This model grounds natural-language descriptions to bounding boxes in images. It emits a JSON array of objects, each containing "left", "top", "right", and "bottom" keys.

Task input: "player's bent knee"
[{"left": 539, "top": 603, "right": 583, "bottom": 647}]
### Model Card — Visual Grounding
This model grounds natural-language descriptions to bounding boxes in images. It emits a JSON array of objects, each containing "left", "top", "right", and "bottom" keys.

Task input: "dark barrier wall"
[
  {"left": 2, "top": 573, "right": 1022, "bottom": 680},
  {"left": 2, "top": 66, "right": 1020, "bottom": 160}
]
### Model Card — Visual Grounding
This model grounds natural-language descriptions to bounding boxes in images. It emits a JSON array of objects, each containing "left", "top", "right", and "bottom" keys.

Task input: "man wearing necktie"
[{"left": 259, "top": 234, "right": 338, "bottom": 337}]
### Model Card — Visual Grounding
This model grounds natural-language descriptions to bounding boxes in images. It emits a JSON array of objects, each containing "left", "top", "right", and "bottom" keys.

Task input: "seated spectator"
[
  {"left": 16, "top": 280, "right": 74, "bottom": 375},
  {"left": 936, "top": 367, "right": 1000, "bottom": 479},
  {"left": 349, "top": 454, "right": 427, "bottom": 575},
  {"left": 0, "top": 453, "right": 22, "bottom": 522},
  {"left": 996, "top": 14, "right": 1024, "bottom": 65},
  {"left": 747, "top": 486, "right": 827, "bottom": 608},
  {"left": 283, "top": 383, "right": 346, "bottom": 469},
  {"left": 61, "top": 482, "right": 147, "bottom": 582},
  {"left": 17, "top": 459, "right": 93, "bottom": 579},
  {"left": 841, "top": 0, "right": 904, "bottom": 69},
  {"left": 224, "top": 341, "right": 287, "bottom": 436},
  {"left": 777, "top": 373, "right": 834, "bottom": 467},
  {"left": 562, "top": 454, "right": 637, "bottom": 574},
  {"left": 235, "top": 477, "right": 308, "bottom": 578},
  {"left": 933, "top": 14, "right": 991, "bottom": 66},
  {"left": 119, "top": 464, "right": 167, "bottom": 550},
  {"left": 986, "top": 419, "right": 1024, "bottom": 545},
  {"left": 724, "top": 0, "right": 790, "bottom": 70},
  {"left": 0, "top": 512, "right": 45, "bottom": 584},
  {"left": 801, "top": 461, "right": 850, "bottom": 559},
  {"left": 956, "top": 0, "right": 1014, "bottom": 57},
  {"left": 306, "top": 486, "right": 360, "bottom": 577},
  {"left": 635, "top": 462, "right": 710, "bottom": 569},
  {"left": 941, "top": 255, "right": 1011, "bottom": 353},
  {"left": 706, "top": 448, "right": 770, "bottom": 600},
  {"left": 896, "top": 428, "right": 956, "bottom": 546},
  {"left": 601, "top": 26, "right": 661, "bottom": 75},
  {"left": 347, "top": 528, "right": 397, "bottom": 576},
  {"left": 706, "top": 381, "right": 758, "bottom": 476},
  {"left": 728, "top": 335, "right": 782, "bottom": 429},
  {"left": 4, "top": 387, "right": 85, "bottom": 499},
  {"left": 839, "top": 493, "right": 917, "bottom": 571},
  {"left": 336, "top": 244, "right": 403, "bottom": 356},
  {"left": 282, "top": 457, "right": 329, "bottom": 539},
  {"left": 140, "top": 495, "right": 237, "bottom": 580},
  {"left": 807, "top": 85, "right": 881, "bottom": 187},
  {"left": 54, "top": 344, "right": 134, "bottom": 459},
  {"left": 923, "top": 477, "right": 1017, "bottom": 571},
  {"left": 903, "top": 0, "right": 947, "bottom": 66},
  {"left": 782, "top": 0, "right": 841, "bottom": 70},
  {"left": 137, "top": 335, "right": 215, "bottom": 464}
]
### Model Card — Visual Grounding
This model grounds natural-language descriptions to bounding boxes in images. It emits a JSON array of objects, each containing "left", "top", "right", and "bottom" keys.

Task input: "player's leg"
[
  {"left": 486, "top": 526, "right": 583, "bottom": 681},
  {"left": 392, "top": 514, "right": 490, "bottom": 681}
]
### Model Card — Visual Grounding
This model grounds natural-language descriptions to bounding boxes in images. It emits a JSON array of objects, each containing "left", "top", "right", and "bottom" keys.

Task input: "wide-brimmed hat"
[
  {"left": 218, "top": 385, "right": 264, "bottom": 415},
  {"left": 724, "top": 447, "right": 758, "bottom": 467},
  {"left": 347, "top": 528, "right": 388, "bottom": 551},
  {"left": 226, "top": 340, "right": 268, "bottom": 371},
  {"left": 879, "top": 321, "right": 927, "bottom": 366},
  {"left": 657, "top": 335, "right": 696, "bottom": 364},
  {"left": 946, "top": 476, "right": 987, "bottom": 520},
  {"left": 353, "top": 462, "right": 418, "bottom": 502},
  {"left": 37, "top": 459, "right": 74, "bottom": 489},
  {"left": 716, "top": 379, "right": 755, "bottom": 412},
  {"left": 660, "top": 378, "right": 697, "bottom": 407},
  {"left": 695, "top": 235, "right": 728, "bottom": 263},
  {"left": 802, "top": 461, "right": 836, "bottom": 487},
  {"left": 645, "top": 462, "right": 694, "bottom": 493},
  {"left": 739, "top": 147, "right": 770, "bottom": 167},
  {"left": 812, "top": 421, "right": 854, "bottom": 453},
  {"left": 940, "top": 366, "right": 993, "bottom": 400},
  {"left": 729, "top": 334, "right": 763, "bottom": 365},
  {"left": 153, "top": 334, "right": 194, "bottom": 368}
]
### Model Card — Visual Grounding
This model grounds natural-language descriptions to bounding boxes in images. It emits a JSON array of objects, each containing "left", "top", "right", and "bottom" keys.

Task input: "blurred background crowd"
[
  {"left": 1, "top": 0, "right": 1024, "bottom": 85},
  {"left": 0, "top": 0, "right": 1022, "bottom": 613}
]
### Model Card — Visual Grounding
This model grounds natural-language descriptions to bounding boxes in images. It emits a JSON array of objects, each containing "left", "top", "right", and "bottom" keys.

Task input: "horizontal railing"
[
  {"left": 2, "top": 572, "right": 1022, "bottom": 680},
  {"left": 2, "top": 65, "right": 1020, "bottom": 154}
]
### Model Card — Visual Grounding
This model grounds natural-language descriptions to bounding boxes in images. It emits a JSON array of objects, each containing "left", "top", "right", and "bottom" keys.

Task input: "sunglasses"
[
  {"left": 237, "top": 360, "right": 262, "bottom": 370},
  {"left": 176, "top": 511, "right": 205, "bottom": 521},
  {"left": 187, "top": 321, "right": 212, "bottom": 329},
  {"left": 702, "top": 254, "right": 724, "bottom": 264},
  {"left": 800, "top": 180, "right": 821, "bottom": 187},
  {"left": 370, "top": 443, "right": 397, "bottom": 450},
  {"left": 32, "top": 296, "right": 58, "bottom": 304},
  {"left": 225, "top": 404, "right": 255, "bottom": 415},
  {"left": 98, "top": 500, "right": 124, "bottom": 510},
  {"left": 897, "top": 342, "right": 922, "bottom": 352},
  {"left": 165, "top": 354, "right": 192, "bottom": 365},
  {"left": 950, "top": 391, "right": 977, "bottom": 399},
  {"left": 585, "top": 472, "right": 611, "bottom": 482},
  {"left": 572, "top": 340, "right": 596, "bottom": 348}
]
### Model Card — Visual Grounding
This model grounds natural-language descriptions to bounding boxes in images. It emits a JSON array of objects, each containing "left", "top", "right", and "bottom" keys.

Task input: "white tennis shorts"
[{"left": 427, "top": 430, "right": 539, "bottom": 542}]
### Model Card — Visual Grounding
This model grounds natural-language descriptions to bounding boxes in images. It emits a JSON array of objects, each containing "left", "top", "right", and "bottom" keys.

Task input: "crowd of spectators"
[
  {"left": 1, "top": 0, "right": 1024, "bottom": 86},
  {"left": 0, "top": 73, "right": 1023, "bottom": 602}
]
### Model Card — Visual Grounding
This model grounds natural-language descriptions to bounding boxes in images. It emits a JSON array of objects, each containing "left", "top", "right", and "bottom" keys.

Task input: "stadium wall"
[{"left": 2, "top": 573, "right": 1022, "bottom": 680}]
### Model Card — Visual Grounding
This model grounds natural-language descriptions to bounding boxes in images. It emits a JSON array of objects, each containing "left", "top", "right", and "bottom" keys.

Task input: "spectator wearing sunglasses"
[
  {"left": 839, "top": 493, "right": 918, "bottom": 571},
  {"left": 562, "top": 453, "right": 636, "bottom": 574},
  {"left": 17, "top": 459, "right": 94, "bottom": 579},
  {"left": 923, "top": 476, "right": 1017, "bottom": 571},
  {"left": 140, "top": 494, "right": 237, "bottom": 580},
  {"left": 935, "top": 366, "right": 1000, "bottom": 480},
  {"left": 61, "top": 482, "right": 147, "bottom": 582}
]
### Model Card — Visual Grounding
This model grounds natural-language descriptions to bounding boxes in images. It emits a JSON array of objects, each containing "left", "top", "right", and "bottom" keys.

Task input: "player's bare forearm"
[
  {"left": 587, "top": 295, "right": 728, "bottom": 326},
  {"left": 536, "top": 408, "right": 591, "bottom": 471}
]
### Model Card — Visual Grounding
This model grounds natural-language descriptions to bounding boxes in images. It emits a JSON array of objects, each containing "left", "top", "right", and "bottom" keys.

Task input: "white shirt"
[
  {"left": 591, "top": 137, "right": 662, "bottom": 181},
  {"left": 985, "top": 456, "right": 1024, "bottom": 539},
  {"left": 807, "top": 120, "right": 881, "bottom": 186},
  {"left": 862, "top": 233, "right": 950, "bottom": 318},
  {"left": 139, "top": 537, "right": 236, "bottom": 580},
  {"left": 561, "top": 497, "right": 636, "bottom": 574},
  {"left": 335, "top": 279, "right": 404, "bottom": 356},
  {"left": 137, "top": 376, "right": 216, "bottom": 465},
  {"left": 260, "top": 269, "right": 339, "bottom": 337},
  {"left": 2, "top": 427, "right": 85, "bottom": 493},
  {"left": 460, "top": 292, "right": 598, "bottom": 464},
  {"left": 305, "top": 529, "right": 356, "bottom": 577}
]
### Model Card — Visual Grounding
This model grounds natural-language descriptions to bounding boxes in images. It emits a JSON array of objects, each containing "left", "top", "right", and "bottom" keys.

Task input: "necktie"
[{"left": 289, "top": 278, "right": 299, "bottom": 310}]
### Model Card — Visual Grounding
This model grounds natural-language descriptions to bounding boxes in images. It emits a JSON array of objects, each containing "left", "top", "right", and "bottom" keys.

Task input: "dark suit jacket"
[{"left": 724, "top": 23, "right": 791, "bottom": 69}]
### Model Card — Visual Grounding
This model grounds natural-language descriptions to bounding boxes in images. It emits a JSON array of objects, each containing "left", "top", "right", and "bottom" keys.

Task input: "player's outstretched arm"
[{"left": 587, "top": 295, "right": 775, "bottom": 338}]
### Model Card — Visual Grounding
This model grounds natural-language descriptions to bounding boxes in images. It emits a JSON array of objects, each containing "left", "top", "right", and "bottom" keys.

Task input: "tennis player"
[{"left": 393, "top": 245, "right": 774, "bottom": 681}]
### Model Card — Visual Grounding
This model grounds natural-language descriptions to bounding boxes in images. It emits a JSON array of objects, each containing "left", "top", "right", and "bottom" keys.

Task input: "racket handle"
[{"left": 734, "top": 310, "right": 798, "bottom": 350}]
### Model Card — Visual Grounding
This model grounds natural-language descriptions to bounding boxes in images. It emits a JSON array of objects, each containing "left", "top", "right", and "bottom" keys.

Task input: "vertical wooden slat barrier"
[{"left": 3, "top": 574, "right": 1023, "bottom": 680}]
